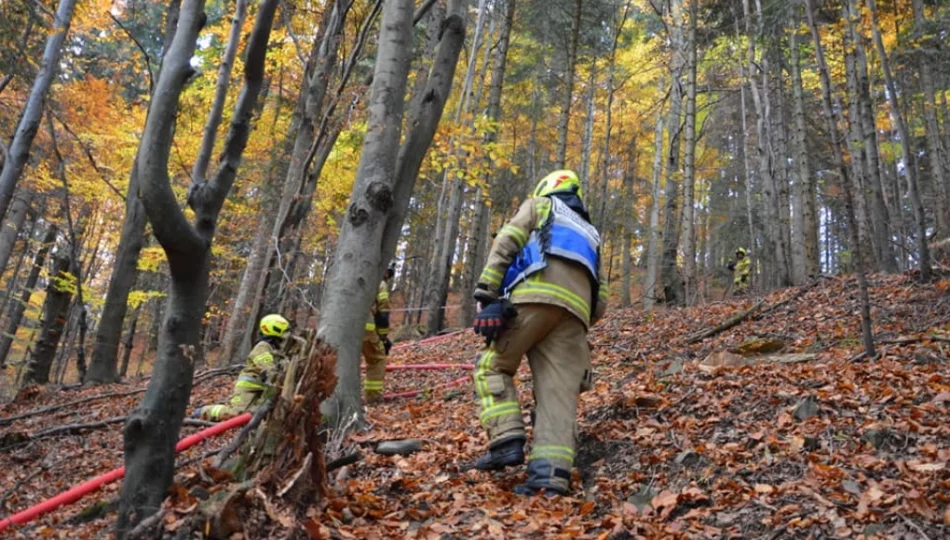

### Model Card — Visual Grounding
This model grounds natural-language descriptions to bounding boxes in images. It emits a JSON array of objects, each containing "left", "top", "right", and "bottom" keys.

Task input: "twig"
[
  {"left": 685, "top": 300, "right": 765, "bottom": 344},
  {"left": 126, "top": 508, "right": 167, "bottom": 539},
  {"left": 0, "top": 466, "right": 45, "bottom": 508},
  {"left": 213, "top": 399, "right": 274, "bottom": 468},
  {"left": 28, "top": 416, "right": 213, "bottom": 440},
  {"left": 900, "top": 515, "right": 932, "bottom": 540},
  {"left": 49, "top": 109, "right": 125, "bottom": 199},
  {"left": 109, "top": 13, "right": 154, "bottom": 93}
]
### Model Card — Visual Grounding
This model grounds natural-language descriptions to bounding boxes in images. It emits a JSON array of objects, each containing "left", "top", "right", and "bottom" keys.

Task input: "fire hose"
[{"left": 0, "top": 331, "right": 471, "bottom": 530}]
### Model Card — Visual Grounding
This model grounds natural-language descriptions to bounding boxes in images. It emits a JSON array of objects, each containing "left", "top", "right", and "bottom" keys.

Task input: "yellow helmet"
[
  {"left": 533, "top": 170, "right": 583, "bottom": 200},
  {"left": 260, "top": 314, "right": 290, "bottom": 338},
  {"left": 736, "top": 248, "right": 747, "bottom": 256}
]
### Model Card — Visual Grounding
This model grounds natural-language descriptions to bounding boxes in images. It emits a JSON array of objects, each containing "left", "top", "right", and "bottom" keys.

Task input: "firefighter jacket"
[
  {"left": 476, "top": 196, "right": 608, "bottom": 329},
  {"left": 734, "top": 257, "right": 751, "bottom": 283},
  {"left": 365, "top": 278, "right": 391, "bottom": 337},
  {"left": 235, "top": 339, "right": 281, "bottom": 391}
]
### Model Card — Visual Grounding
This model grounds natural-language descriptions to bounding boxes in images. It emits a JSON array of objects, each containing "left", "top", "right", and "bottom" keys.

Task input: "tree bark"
[
  {"left": 117, "top": 0, "right": 279, "bottom": 532},
  {"left": 118, "top": 305, "right": 141, "bottom": 379},
  {"left": 642, "top": 85, "right": 664, "bottom": 310},
  {"left": 0, "top": 192, "right": 33, "bottom": 287},
  {"left": 660, "top": 0, "right": 686, "bottom": 305},
  {"left": 23, "top": 254, "right": 73, "bottom": 385},
  {"left": 679, "top": 0, "right": 698, "bottom": 302},
  {"left": 0, "top": 0, "right": 76, "bottom": 227},
  {"left": 867, "top": 0, "right": 931, "bottom": 281},
  {"left": 805, "top": 0, "right": 875, "bottom": 356},
  {"left": 622, "top": 134, "right": 637, "bottom": 307},
  {"left": 554, "top": 0, "right": 582, "bottom": 168},
  {"left": 911, "top": 0, "right": 949, "bottom": 236},
  {"left": 316, "top": 0, "right": 417, "bottom": 427},
  {"left": 789, "top": 17, "right": 819, "bottom": 280},
  {"left": 190, "top": 0, "right": 250, "bottom": 184},
  {"left": 86, "top": 0, "right": 183, "bottom": 384},
  {"left": 0, "top": 222, "right": 56, "bottom": 367}
]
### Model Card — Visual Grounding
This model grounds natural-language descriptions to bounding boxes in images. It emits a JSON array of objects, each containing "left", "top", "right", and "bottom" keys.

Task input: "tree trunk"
[
  {"left": 0, "top": 223, "right": 56, "bottom": 367},
  {"left": 805, "top": 0, "right": 875, "bottom": 356},
  {"left": 117, "top": 0, "right": 279, "bottom": 532},
  {"left": 190, "top": 0, "right": 250, "bottom": 184},
  {"left": 0, "top": 0, "right": 77, "bottom": 226},
  {"left": 86, "top": 0, "right": 182, "bottom": 384},
  {"left": 789, "top": 18, "right": 818, "bottom": 280},
  {"left": 679, "top": 0, "right": 698, "bottom": 302},
  {"left": 0, "top": 192, "right": 33, "bottom": 285},
  {"left": 660, "top": 0, "right": 686, "bottom": 305},
  {"left": 23, "top": 254, "right": 73, "bottom": 385},
  {"left": 118, "top": 305, "right": 141, "bottom": 379},
  {"left": 911, "top": 0, "right": 949, "bottom": 236},
  {"left": 622, "top": 134, "right": 637, "bottom": 307},
  {"left": 580, "top": 64, "right": 596, "bottom": 195},
  {"left": 318, "top": 0, "right": 419, "bottom": 427},
  {"left": 642, "top": 85, "right": 664, "bottom": 310},
  {"left": 554, "top": 0, "right": 582, "bottom": 168},
  {"left": 843, "top": 47, "right": 874, "bottom": 269},
  {"left": 0, "top": 201, "right": 39, "bottom": 319},
  {"left": 867, "top": 0, "right": 931, "bottom": 280}
]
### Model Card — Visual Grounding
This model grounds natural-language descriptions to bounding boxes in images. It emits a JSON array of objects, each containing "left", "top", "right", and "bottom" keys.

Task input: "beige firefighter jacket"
[
  {"left": 365, "top": 279, "right": 391, "bottom": 336},
  {"left": 476, "top": 197, "right": 608, "bottom": 329},
  {"left": 235, "top": 340, "right": 281, "bottom": 391}
]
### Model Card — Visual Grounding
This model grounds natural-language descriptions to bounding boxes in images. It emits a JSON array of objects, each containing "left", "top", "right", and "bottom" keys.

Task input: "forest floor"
[{"left": 1, "top": 273, "right": 949, "bottom": 538}]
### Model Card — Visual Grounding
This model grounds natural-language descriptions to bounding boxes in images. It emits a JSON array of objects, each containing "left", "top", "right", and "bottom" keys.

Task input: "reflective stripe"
[
  {"left": 480, "top": 267, "right": 504, "bottom": 287},
  {"left": 474, "top": 350, "right": 496, "bottom": 409},
  {"left": 364, "top": 380, "right": 384, "bottom": 390},
  {"left": 530, "top": 445, "right": 575, "bottom": 463},
  {"left": 208, "top": 405, "right": 226, "bottom": 420},
  {"left": 511, "top": 278, "right": 591, "bottom": 321},
  {"left": 500, "top": 225, "right": 528, "bottom": 247},
  {"left": 236, "top": 380, "right": 266, "bottom": 390},
  {"left": 377, "top": 292, "right": 390, "bottom": 301},
  {"left": 252, "top": 352, "right": 273, "bottom": 366},
  {"left": 479, "top": 401, "right": 521, "bottom": 424},
  {"left": 377, "top": 327, "right": 389, "bottom": 336},
  {"left": 365, "top": 322, "right": 376, "bottom": 331}
]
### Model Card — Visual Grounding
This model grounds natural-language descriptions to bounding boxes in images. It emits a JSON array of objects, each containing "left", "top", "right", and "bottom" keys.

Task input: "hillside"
[{"left": 1, "top": 273, "right": 949, "bottom": 538}]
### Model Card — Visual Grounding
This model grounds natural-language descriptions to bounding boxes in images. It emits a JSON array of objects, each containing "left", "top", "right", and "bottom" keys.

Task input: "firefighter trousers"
[
  {"left": 199, "top": 387, "right": 260, "bottom": 421},
  {"left": 472, "top": 303, "right": 590, "bottom": 483},
  {"left": 362, "top": 329, "right": 387, "bottom": 402}
]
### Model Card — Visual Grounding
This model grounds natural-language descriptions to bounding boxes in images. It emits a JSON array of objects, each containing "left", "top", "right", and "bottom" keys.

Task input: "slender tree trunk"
[
  {"left": 580, "top": 64, "right": 596, "bottom": 195},
  {"left": 660, "top": 0, "right": 686, "bottom": 305},
  {"left": 190, "top": 0, "right": 250, "bottom": 184},
  {"left": 867, "top": 0, "right": 931, "bottom": 280},
  {"left": 642, "top": 86, "right": 664, "bottom": 310},
  {"left": 318, "top": 0, "right": 420, "bottom": 426},
  {"left": 118, "top": 305, "right": 141, "bottom": 379},
  {"left": 117, "top": 0, "right": 279, "bottom": 531},
  {"left": 0, "top": 223, "right": 56, "bottom": 367},
  {"left": 844, "top": 48, "right": 874, "bottom": 268},
  {"left": 622, "top": 134, "right": 636, "bottom": 307},
  {"left": 679, "top": 0, "right": 698, "bottom": 302},
  {"left": 805, "top": 0, "right": 875, "bottom": 356},
  {"left": 0, "top": 192, "right": 32, "bottom": 284},
  {"left": 554, "top": 0, "right": 582, "bottom": 168},
  {"left": 0, "top": 0, "right": 77, "bottom": 226},
  {"left": 911, "top": 0, "right": 950, "bottom": 235},
  {"left": 23, "top": 254, "right": 73, "bottom": 385},
  {"left": 789, "top": 18, "right": 818, "bottom": 280},
  {"left": 0, "top": 203, "right": 39, "bottom": 320},
  {"left": 86, "top": 0, "right": 182, "bottom": 384}
]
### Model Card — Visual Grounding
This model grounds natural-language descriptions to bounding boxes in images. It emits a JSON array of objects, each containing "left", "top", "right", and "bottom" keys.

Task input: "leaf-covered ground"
[{"left": 2, "top": 273, "right": 949, "bottom": 538}]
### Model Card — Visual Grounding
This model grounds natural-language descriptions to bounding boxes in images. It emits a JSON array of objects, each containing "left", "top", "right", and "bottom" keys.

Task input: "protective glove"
[
  {"left": 383, "top": 337, "right": 392, "bottom": 355},
  {"left": 473, "top": 299, "right": 518, "bottom": 346},
  {"left": 727, "top": 261, "right": 735, "bottom": 271}
]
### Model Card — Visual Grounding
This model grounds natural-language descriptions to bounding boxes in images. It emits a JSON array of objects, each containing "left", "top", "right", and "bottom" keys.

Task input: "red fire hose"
[
  {"left": 383, "top": 375, "right": 471, "bottom": 400},
  {"left": 0, "top": 413, "right": 252, "bottom": 533},
  {"left": 386, "top": 363, "right": 473, "bottom": 371}
]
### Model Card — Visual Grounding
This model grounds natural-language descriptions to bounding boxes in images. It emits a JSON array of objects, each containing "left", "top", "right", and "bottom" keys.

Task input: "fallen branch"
[
  {"left": 126, "top": 508, "right": 166, "bottom": 539},
  {"left": 0, "top": 466, "right": 45, "bottom": 509},
  {"left": 27, "top": 417, "right": 213, "bottom": 440},
  {"left": 686, "top": 300, "right": 765, "bottom": 344},
  {"left": 751, "top": 279, "right": 821, "bottom": 320},
  {"left": 213, "top": 399, "right": 274, "bottom": 468},
  {"left": 0, "top": 366, "right": 241, "bottom": 426},
  {"left": 326, "top": 451, "right": 362, "bottom": 472}
]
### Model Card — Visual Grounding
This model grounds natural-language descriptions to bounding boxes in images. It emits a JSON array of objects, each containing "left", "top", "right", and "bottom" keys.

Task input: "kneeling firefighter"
[
  {"left": 470, "top": 169, "right": 608, "bottom": 496},
  {"left": 193, "top": 314, "right": 290, "bottom": 421}
]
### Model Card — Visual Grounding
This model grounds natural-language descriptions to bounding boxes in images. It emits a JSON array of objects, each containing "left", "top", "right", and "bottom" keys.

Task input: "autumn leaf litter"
[{"left": 1, "top": 273, "right": 949, "bottom": 538}]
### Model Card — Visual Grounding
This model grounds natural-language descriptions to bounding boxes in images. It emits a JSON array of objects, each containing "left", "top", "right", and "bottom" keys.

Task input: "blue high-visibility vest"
[{"left": 502, "top": 197, "right": 601, "bottom": 295}]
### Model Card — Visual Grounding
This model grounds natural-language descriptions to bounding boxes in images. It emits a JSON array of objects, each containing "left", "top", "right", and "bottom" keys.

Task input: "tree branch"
[
  {"left": 48, "top": 108, "right": 125, "bottom": 200},
  {"left": 109, "top": 13, "right": 155, "bottom": 95}
]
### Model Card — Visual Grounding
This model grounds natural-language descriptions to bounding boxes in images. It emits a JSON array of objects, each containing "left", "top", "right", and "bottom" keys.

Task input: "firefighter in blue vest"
[
  {"left": 193, "top": 314, "right": 290, "bottom": 421},
  {"left": 470, "top": 170, "right": 608, "bottom": 496}
]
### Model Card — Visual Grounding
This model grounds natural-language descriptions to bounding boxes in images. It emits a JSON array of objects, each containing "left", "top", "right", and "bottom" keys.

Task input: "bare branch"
[
  {"left": 109, "top": 13, "right": 155, "bottom": 94},
  {"left": 49, "top": 108, "right": 125, "bottom": 200}
]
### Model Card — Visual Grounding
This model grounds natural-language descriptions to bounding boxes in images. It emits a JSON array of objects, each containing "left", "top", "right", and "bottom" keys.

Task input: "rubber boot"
[
  {"left": 365, "top": 390, "right": 382, "bottom": 405},
  {"left": 474, "top": 437, "right": 525, "bottom": 471},
  {"left": 513, "top": 459, "right": 570, "bottom": 496}
]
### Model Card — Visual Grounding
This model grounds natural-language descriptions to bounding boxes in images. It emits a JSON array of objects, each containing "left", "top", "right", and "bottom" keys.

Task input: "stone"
[
  {"left": 793, "top": 395, "right": 819, "bottom": 421},
  {"left": 659, "top": 358, "right": 684, "bottom": 378},
  {"left": 375, "top": 439, "right": 424, "bottom": 456},
  {"left": 674, "top": 450, "right": 701, "bottom": 466}
]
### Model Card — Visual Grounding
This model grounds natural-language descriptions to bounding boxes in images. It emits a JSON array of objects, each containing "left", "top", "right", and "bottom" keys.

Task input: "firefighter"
[
  {"left": 728, "top": 247, "right": 751, "bottom": 295},
  {"left": 363, "top": 263, "right": 394, "bottom": 404},
  {"left": 193, "top": 314, "right": 290, "bottom": 421},
  {"left": 470, "top": 169, "right": 608, "bottom": 496}
]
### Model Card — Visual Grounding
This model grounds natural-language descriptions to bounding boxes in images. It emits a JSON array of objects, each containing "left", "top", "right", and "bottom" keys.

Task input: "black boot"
[
  {"left": 474, "top": 437, "right": 525, "bottom": 471},
  {"left": 513, "top": 459, "right": 571, "bottom": 496}
]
